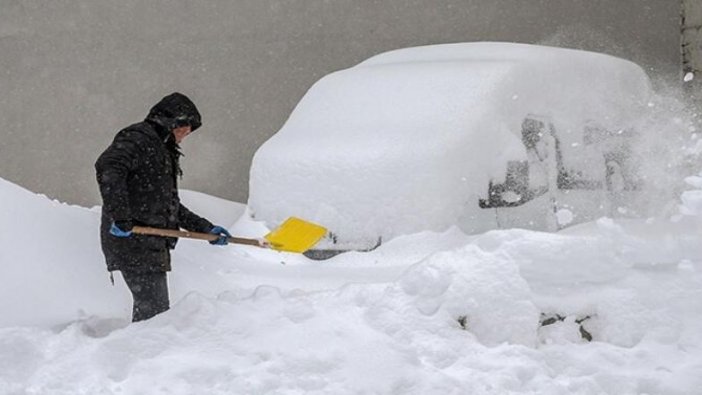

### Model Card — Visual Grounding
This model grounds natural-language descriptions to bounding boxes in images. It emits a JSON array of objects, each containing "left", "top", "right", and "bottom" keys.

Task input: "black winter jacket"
[{"left": 96, "top": 93, "right": 213, "bottom": 272}]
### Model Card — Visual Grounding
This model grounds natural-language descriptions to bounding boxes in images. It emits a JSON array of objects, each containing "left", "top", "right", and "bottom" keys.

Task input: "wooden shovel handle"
[{"left": 132, "top": 226, "right": 266, "bottom": 248}]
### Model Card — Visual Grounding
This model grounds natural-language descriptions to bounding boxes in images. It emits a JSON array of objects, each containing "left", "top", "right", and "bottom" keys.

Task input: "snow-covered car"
[{"left": 249, "top": 42, "right": 652, "bottom": 254}]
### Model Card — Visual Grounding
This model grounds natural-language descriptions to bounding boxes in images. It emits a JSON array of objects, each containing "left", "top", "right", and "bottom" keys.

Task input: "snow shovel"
[{"left": 132, "top": 216, "right": 327, "bottom": 253}]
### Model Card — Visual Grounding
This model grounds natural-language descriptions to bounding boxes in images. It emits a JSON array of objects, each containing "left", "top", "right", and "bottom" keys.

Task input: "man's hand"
[
  {"left": 209, "top": 225, "right": 231, "bottom": 245},
  {"left": 110, "top": 220, "right": 133, "bottom": 237}
]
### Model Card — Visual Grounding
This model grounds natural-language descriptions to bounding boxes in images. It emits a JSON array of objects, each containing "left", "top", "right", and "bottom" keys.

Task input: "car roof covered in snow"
[
  {"left": 268, "top": 42, "right": 650, "bottom": 152},
  {"left": 249, "top": 42, "right": 652, "bottom": 242}
]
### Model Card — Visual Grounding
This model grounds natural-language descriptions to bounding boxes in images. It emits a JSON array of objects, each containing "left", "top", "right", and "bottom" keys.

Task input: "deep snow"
[
  {"left": 2, "top": 41, "right": 702, "bottom": 395},
  {"left": 1, "top": 174, "right": 701, "bottom": 394}
]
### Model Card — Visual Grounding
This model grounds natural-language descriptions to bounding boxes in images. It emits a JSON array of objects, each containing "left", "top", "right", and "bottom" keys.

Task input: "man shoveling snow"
[{"left": 95, "top": 92, "right": 232, "bottom": 322}]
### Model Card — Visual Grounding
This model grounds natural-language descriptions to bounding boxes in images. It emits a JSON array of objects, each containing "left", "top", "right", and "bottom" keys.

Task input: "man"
[{"left": 95, "top": 92, "right": 231, "bottom": 322}]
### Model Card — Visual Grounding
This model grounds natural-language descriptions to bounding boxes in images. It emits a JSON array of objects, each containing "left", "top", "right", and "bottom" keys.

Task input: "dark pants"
[{"left": 121, "top": 270, "right": 170, "bottom": 322}]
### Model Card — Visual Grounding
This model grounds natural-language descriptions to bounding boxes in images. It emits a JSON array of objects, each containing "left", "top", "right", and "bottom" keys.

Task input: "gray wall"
[{"left": 0, "top": 0, "right": 680, "bottom": 206}]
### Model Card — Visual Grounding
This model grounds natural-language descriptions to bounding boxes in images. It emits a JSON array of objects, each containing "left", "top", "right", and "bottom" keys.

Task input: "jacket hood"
[{"left": 146, "top": 92, "right": 202, "bottom": 136}]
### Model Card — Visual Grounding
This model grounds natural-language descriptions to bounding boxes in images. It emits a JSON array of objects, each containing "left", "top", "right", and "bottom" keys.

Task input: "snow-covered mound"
[
  {"left": 249, "top": 42, "right": 652, "bottom": 245},
  {"left": 0, "top": 178, "right": 246, "bottom": 327},
  {"left": 1, "top": 176, "right": 702, "bottom": 394},
  {"left": 0, "top": 178, "right": 112, "bottom": 327}
]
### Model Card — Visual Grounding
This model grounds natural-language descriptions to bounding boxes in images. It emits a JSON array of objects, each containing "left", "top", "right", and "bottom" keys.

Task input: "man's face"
[{"left": 172, "top": 125, "right": 192, "bottom": 144}]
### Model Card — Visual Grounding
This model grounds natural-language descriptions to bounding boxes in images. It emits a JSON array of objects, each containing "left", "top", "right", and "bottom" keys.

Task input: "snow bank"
[
  {"left": 249, "top": 42, "right": 651, "bottom": 244},
  {"left": 1, "top": 176, "right": 701, "bottom": 394},
  {"left": 0, "top": 177, "right": 117, "bottom": 327},
  {"left": 0, "top": 178, "right": 246, "bottom": 327},
  {"left": 3, "top": 226, "right": 701, "bottom": 394}
]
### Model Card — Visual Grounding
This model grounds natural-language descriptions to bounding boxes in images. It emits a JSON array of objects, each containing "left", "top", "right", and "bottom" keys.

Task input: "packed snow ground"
[{"left": 1, "top": 176, "right": 701, "bottom": 395}]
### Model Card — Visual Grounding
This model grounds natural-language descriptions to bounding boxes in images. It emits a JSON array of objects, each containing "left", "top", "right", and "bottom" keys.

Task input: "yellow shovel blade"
[{"left": 264, "top": 217, "right": 328, "bottom": 253}]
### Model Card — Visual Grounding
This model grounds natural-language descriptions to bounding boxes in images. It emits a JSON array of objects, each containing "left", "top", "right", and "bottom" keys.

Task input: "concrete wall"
[{"left": 0, "top": 0, "right": 680, "bottom": 206}]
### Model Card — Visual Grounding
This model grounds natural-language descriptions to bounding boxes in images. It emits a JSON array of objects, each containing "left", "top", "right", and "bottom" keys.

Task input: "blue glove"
[
  {"left": 209, "top": 225, "right": 231, "bottom": 245},
  {"left": 110, "top": 220, "right": 133, "bottom": 237}
]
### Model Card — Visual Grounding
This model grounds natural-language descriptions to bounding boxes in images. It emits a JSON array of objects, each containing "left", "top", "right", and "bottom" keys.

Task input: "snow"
[
  {"left": 2, "top": 172, "right": 702, "bottom": 394},
  {"left": 249, "top": 42, "right": 652, "bottom": 245},
  {"left": 681, "top": 176, "right": 702, "bottom": 216},
  {"left": 556, "top": 208, "right": 574, "bottom": 226},
  {"left": 2, "top": 42, "right": 702, "bottom": 395}
]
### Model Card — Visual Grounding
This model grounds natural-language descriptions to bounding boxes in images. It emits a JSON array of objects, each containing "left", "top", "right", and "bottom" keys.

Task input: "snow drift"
[
  {"left": 1, "top": 174, "right": 702, "bottom": 394},
  {"left": 0, "top": 178, "right": 245, "bottom": 328}
]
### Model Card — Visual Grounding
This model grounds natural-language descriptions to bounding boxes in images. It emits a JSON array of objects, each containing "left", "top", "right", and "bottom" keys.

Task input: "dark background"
[{"left": 0, "top": 0, "right": 681, "bottom": 206}]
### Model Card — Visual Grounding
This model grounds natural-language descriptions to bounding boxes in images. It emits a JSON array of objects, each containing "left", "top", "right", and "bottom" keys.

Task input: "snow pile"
[
  {"left": 1, "top": 175, "right": 701, "bottom": 394},
  {"left": 249, "top": 42, "right": 652, "bottom": 243},
  {"left": 0, "top": 177, "right": 114, "bottom": 327},
  {"left": 0, "top": 178, "right": 246, "bottom": 328},
  {"left": 398, "top": 245, "right": 539, "bottom": 346}
]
